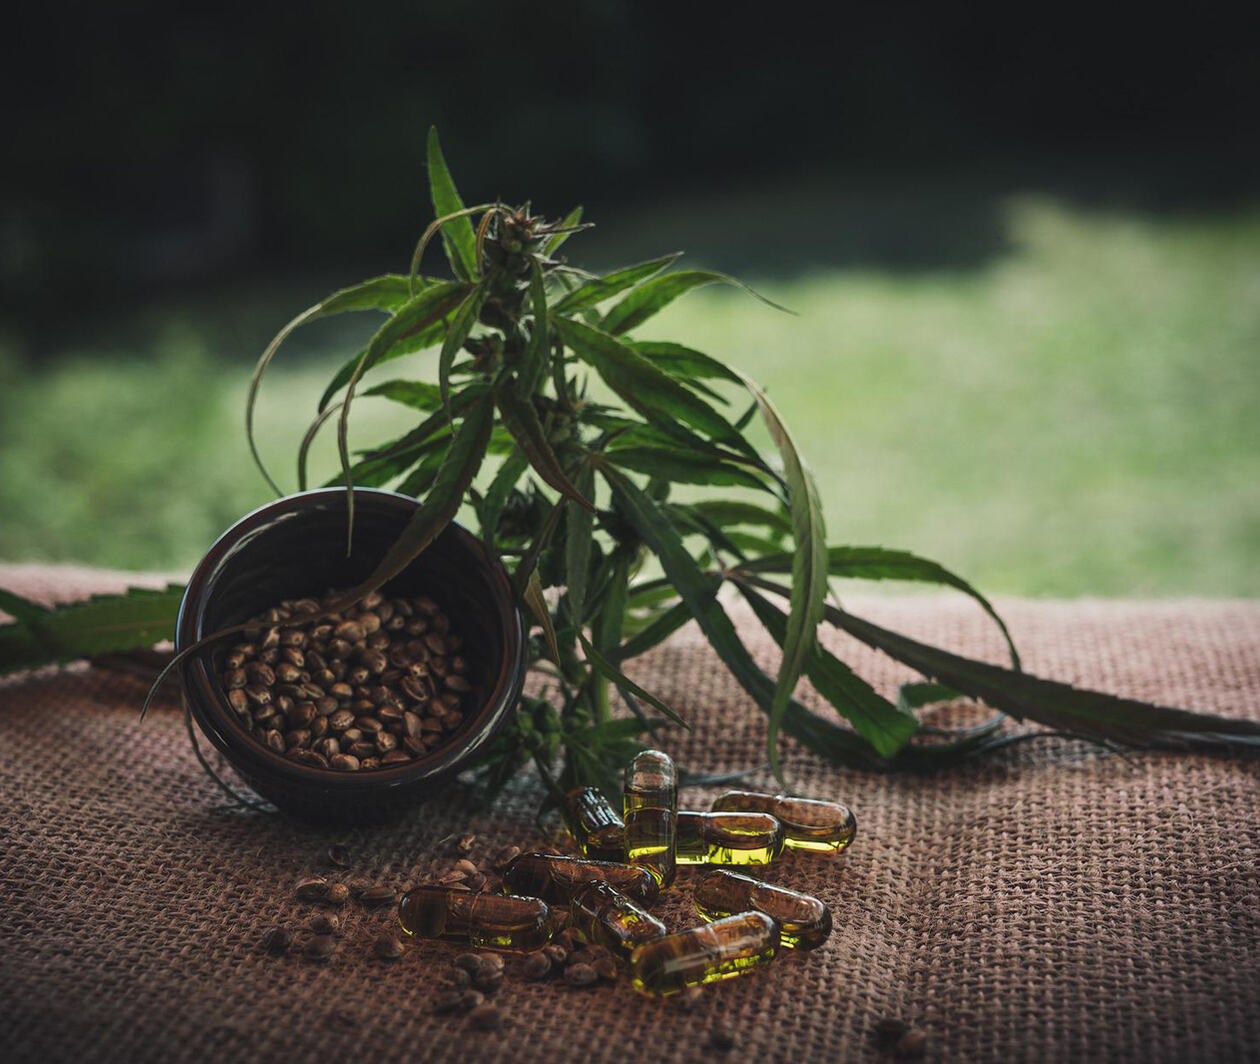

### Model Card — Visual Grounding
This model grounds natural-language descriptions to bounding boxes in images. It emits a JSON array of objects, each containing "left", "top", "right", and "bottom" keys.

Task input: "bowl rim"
[{"left": 177, "top": 487, "right": 527, "bottom": 791}]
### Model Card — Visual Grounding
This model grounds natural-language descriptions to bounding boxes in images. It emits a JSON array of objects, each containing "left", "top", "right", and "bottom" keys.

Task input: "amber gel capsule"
[
  {"left": 629, "top": 911, "right": 779, "bottom": 996},
  {"left": 503, "top": 852, "right": 660, "bottom": 905},
  {"left": 623, "top": 749, "right": 677, "bottom": 887},
  {"left": 397, "top": 885, "right": 552, "bottom": 952},
  {"left": 694, "top": 869, "right": 831, "bottom": 950},
  {"left": 562, "top": 786, "right": 626, "bottom": 862},
  {"left": 711, "top": 790, "right": 857, "bottom": 854},
  {"left": 675, "top": 811, "right": 785, "bottom": 866},
  {"left": 569, "top": 881, "right": 668, "bottom": 958}
]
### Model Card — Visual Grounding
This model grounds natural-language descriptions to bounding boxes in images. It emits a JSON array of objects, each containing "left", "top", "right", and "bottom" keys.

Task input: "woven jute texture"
[{"left": 1, "top": 565, "right": 1258, "bottom": 1064}]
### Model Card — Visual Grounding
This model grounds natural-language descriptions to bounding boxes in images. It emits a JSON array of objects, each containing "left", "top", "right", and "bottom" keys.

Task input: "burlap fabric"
[{"left": 1, "top": 564, "right": 1257, "bottom": 1064}]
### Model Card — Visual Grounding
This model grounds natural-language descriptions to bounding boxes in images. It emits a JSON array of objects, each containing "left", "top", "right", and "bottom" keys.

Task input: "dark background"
[{"left": 4, "top": 3, "right": 1257, "bottom": 347}]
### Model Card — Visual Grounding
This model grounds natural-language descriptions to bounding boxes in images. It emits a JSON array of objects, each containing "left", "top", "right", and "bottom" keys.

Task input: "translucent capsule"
[
  {"left": 623, "top": 749, "right": 677, "bottom": 887},
  {"left": 562, "top": 786, "right": 626, "bottom": 862},
  {"left": 694, "top": 869, "right": 831, "bottom": 950},
  {"left": 397, "top": 885, "right": 552, "bottom": 952},
  {"left": 503, "top": 852, "right": 660, "bottom": 905},
  {"left": 711, "top": 789, "right": 857, "bottom": 854},
  {"left": 674, "top": 811, "right": 785, "bottom": 866},
  {"left": 569, "top": 880, "right": 668, "bottom": 958},
  {"left": 629, "top": 911, "right": 779, "bottom": 997}
]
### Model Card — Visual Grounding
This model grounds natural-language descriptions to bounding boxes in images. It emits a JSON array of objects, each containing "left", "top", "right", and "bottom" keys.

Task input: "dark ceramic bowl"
[{"left": 176, "top": 488, "right": 527, "bottom": 823}]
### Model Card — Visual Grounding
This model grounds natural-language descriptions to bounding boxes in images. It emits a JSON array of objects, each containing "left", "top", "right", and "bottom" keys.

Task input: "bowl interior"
[{"left": 179, "top": 490, "right": 521, "bottom": 782}]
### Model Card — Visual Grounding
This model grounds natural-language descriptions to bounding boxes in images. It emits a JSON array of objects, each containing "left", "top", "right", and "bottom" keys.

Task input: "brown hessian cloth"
[{"left": 1, "top": 564, "right": 1257, "bottom": 1063}]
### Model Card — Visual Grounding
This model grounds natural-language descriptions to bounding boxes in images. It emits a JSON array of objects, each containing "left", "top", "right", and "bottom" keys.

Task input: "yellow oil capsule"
[
  {"left": 693, "top": 869, "right": 832, "bottom": 950},
  {"left": 569, "top": 880, "right": 668, "bottom": 958},
  {"left": 711, "top": 789, "right": 857, "bottom": 854},
  {"left": 623, "top": 749, "right": 677, "bottom": 887},
  {"left": 562, "top": 786, "right": 626, "bottom": 862},
  {"left": 503, "top": 852, "right": 660, "bottom": 905},
  {"left": 629, "top": 911, "right": 779, "bottom": 996},
  {"left": 674, "top": 811, "right": 784, "bottom": 865},
  {"left": 397, "top": 885, "right": 552, "bottom": 952}
]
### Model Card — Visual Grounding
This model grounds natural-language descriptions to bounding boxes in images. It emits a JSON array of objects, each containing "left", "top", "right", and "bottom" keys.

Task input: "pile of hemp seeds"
[{"left": 219, "top": 588, "right": 472, "bottom": 771}]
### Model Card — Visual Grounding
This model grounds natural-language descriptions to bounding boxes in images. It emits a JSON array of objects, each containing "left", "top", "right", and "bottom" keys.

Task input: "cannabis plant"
[{"left": 3, "top": 129, "right": 1257, "bottom": 800}]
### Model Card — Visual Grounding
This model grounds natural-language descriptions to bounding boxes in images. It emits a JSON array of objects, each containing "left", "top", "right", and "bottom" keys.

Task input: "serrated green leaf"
[
  {"left": 604, "top": 446, "right": 769, "bottom": 491},
  {"left": 577, "top": 630, "right": 688, "bottom": 728},
  {"left": 317, "top": 281, "right": 471, "bottom": 413},
  {"left": 426, "top": 127, "right": 478, "bottom": 281},
  {"left": 396, "top": 450, "right": 446, "bottom": 497},
  {"left": 898, "top": 681, "right": 965, "bottom": 712},
  {"left": 480, "top": 449, "right": 530, "bottom": 544},
  {"left": 737, "top": 582, "right": 918, "bottom": 758},
  {"left": 741, "top": 573, "right": 1260, "bottom": 753},
  {"left": 681, "top": 500, "right": 792, "bottom": 537},
  {"left": 494, "top": 379, "right": 595, "bottom": 512},
  {"left": 592, "top": 551, "right": 631, "bottom": 651},
  {"left": 439, "top": 284, "right": 487, "bottom": 420},
  {"left": 331, "top": 392, "right": 494, "bottom": 607},
  {"left": 554, "top": 255, "right": 680, "bottom": 313},
  {"left": 361, "top": 379, "right": 443, "bottom": 411},
  {"left": 336, "top": 284, "right": 480, "bottom": 542},
  {"left": 524, "top": 568, "right": 561, "bottom": 666},
  {"left": 0, "top": 588, "right": 50, "bottom": 624},
  {"left": 602, "top": 465, "right": 882, "bottom": 769},
  {"left": 616, "top": 598, "right": 702, "bottom": 663},
  {"left": 554, "top": 317, "right": 750, "bottom": 452},
  {"left": 297, "top": 401, "right": 342, "bottom": 491},
  {"left": 627, "top": 340, "right": 744, "bottom": 385},
  {"left": 601, "top": 270, "right": 791, "bottom": 336},
  {"left": 736, "top": 545, "right": 1020, "bottom": 669},
  {"left": 248, "top": 274, "right": 445, "bottom": 494},
  {"left": 545, "top": 206, "right": 584, "bottom": 255},
  {"left": 565, "top": 461, "right": 597, "bottom": 624},
  {"left": 733, "top": 372, "right": 828, "bottom": 782},
  {"left": 0, "top": 584, "right": 185, "bottom": 675},
  {"left": 521, "top": 259, "right": 549, "bottom": 394}
]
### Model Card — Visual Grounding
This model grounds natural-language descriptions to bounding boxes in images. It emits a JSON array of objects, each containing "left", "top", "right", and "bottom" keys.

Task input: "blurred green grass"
[{"left": 1, "top": 198, "right": 1257, "bottom": 596}]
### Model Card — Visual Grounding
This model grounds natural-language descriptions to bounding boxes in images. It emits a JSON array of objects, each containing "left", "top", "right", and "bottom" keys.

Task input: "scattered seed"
[
  {"left": 565, "top": 963, "right": 598, "bottom": 988},
  {"left": 594, "top": 955, "right": 618, "bottom": 982},
  {"left": 468, "top": 1004, "right": 503, "bottom": 1031},
  {"left": 441, "top": 968, "right": 472, "bottom": 990},
  {"left": 295, "top": 877, "right": 329, "bottom": 901},
  {"left": 327, "top": 844, "right": 351, "bottom": 868},
  {"left": 473, "top": 967, "right": 503, "bottom": 993},
  {"left": 476, "top": 953, "right": 505, "bottom": 974},
  {"left": 325, "top": 882, "right": 350, "bottom": 906},
  {"left": 431, "top": 990, "right": 465, "bottom": 1014},
  {"left": 261, "top": 926, "right": 291, "bottom": 954},
  {"left": 360, "top": 884, "right": 396, "bottom": 907},
  {"left": 347, "top": 877, "right": 374, "bottom": 898},
  {"left": 373, "top": 934, "right": 405, "bottom": 960},
  {"left": 304, "top": 934, "right": 337, "bottom": 962},
  {"left": 543, "top": 943, "right": 568, "bottom": 966},
  {"left": 454, "top": 953, "right": 482, "bottom": 974},
  {"left": 522, "top": 952, "right": 552, "bottom": 980},
  {"left": 308, "top": 913, "right": 339, "bottom": 935},
  {"left": 460, "top": 990, "right": 486, "bottom": 1011}
]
